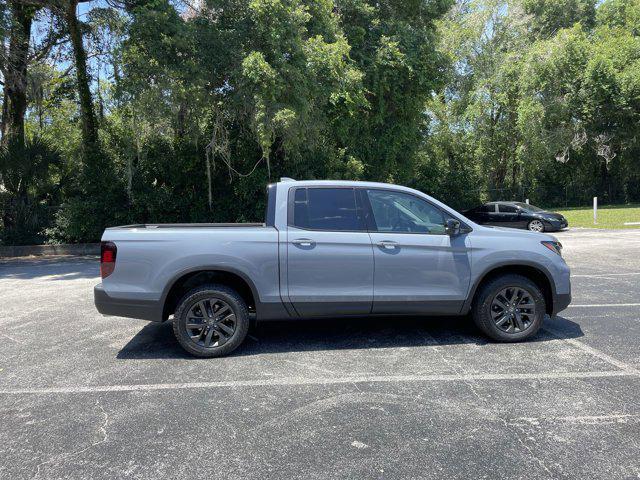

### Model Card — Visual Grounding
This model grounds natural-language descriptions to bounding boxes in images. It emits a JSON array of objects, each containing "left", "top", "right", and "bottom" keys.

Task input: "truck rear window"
[{"left": 292, "top": 188, "right": 365, "bottom": 231}]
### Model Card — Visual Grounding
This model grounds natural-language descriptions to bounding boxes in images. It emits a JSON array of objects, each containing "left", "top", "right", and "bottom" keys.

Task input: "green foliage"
[
  {"left": 425, "top": 0, "right": 640, "bottom": 210},
  {"left": 0, "top": 137, "right": 61, "bottom": 244},
  {"left": 2, "top": 0, "right": 640, "bottom": 244},
  {"left": 523, "top": 0, "right": 596, "bottom": 35}
]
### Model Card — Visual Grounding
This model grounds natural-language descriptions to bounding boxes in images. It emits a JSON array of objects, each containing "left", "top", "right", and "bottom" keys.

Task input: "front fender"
[{"left": 462, "top": 250, "right": 567, "bottom": 315}]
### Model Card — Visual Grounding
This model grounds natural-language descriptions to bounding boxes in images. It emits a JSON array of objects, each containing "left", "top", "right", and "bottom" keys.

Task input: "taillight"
[{"left": 100, "top": 241, "right": 117, "bottom": 278}]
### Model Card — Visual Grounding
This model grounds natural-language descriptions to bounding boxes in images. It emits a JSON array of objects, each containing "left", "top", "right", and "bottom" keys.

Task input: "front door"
[
  {"left": 363, "top": 189, "right": 472, "bottom": 314},
  {"left": 286, "top": 187, "right": 374, "bottom": 317}
]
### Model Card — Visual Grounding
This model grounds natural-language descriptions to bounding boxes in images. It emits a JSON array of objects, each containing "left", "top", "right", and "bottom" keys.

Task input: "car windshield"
[{"left": 514, "top": 202, "right": 545, "bottom": 212}]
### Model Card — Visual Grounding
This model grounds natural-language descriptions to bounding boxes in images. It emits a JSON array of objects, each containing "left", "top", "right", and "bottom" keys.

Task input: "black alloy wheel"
[
  {"left": 490, "top": 287, "right": 536, "bottom": 333},
  {"left": 185, "top": 298, "right": 237, "bottom": 348},
  {"left": 173, "top": 284, "right": 249, "bottom": 358},
  {"left": 472, "top": 274, "right": 545, "bottom": 342}
]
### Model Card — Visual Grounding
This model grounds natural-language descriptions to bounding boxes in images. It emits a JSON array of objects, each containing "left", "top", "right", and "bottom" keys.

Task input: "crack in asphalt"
[{"left": 30, "top": 399, "right": 109, "bottom": 479}]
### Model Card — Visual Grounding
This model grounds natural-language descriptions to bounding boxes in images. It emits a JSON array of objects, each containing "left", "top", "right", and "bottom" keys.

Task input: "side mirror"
[{"left": 445, "top": 218, "right": 461, "bottom": 236}]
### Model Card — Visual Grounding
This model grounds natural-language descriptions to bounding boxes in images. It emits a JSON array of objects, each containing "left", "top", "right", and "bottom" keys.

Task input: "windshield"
[{"left": 514, "top": 202, "right": 545, "bottom": 212}]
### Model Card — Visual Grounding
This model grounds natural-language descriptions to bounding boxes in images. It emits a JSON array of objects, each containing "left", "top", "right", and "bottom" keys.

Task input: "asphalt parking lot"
[{"left": 1, "top": 229, "right": 639, "bottom": 479}]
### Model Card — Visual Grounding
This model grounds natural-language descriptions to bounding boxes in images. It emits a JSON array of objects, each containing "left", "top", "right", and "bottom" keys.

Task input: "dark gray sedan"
[{"left": 463, "top": 201, "right": 568, "bottom": 232}]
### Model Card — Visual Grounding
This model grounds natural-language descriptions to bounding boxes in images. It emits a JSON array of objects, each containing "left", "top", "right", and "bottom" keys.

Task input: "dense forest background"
[{"left": 1, "top": 0, "right": 640, "bottom": 244}]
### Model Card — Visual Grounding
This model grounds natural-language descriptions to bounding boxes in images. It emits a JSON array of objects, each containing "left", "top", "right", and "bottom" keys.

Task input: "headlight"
[{"left": 541, "top": 240, "right": 562, "bottom": 256}]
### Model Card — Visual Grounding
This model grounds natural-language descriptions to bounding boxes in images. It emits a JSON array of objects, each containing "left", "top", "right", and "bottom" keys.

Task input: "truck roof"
[{"left": 276, "top": 179, "right": 414, "bottom": 190}]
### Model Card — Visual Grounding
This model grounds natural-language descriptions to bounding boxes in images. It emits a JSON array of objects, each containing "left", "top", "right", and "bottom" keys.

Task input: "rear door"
[
  {"left": 286, "top": 187, "right": 374, "bottom": 316},
  {"left": 496, "top": 203, "right": 520, "bottom": 228},
  {"left": 486, "top": 203, "right": 506, "bottom": 226},
  {"left": 363, "top": 189, "right": 472, "bottom": 314}
]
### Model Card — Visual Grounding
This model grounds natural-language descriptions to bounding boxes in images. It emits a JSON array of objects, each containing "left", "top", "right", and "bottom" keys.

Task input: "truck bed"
[{"left": 108, "top": 223, "right": 266, "bottom": 229}]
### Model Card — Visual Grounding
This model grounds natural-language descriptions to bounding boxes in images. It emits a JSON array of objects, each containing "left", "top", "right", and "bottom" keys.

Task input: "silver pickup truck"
[{"left": 95, "top": 179, "right": 571, "bottom": 357}]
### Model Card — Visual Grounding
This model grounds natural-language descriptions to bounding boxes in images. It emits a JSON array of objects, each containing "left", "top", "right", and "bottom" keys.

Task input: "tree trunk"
[
  {"left": 65, "top": 0, "right": 99, "bottom": 149},
  {"left": 1, "top": 1, "right": 35, "bottom": 149},
  {"left": 176, "top": 100, "right": 187, "bottom": 140},
  {"left": 599, "top": 159, "right": 610, "bottom": 202}
]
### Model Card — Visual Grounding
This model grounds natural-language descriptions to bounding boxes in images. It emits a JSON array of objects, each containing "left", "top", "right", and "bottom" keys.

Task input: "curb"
[{"left": 0, "top": 243, "right": 100, "bottom": 258}]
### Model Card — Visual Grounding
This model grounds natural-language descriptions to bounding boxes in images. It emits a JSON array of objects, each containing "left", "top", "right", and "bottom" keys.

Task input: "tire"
[
  {"left": 528, "top": 219, "right": 545, "bottom": 232},
  {"left": 472, "top": 274, "right": 545, "bottom": 342},
  {"left": 172, "top": 284, "right": 249, "bottom": 358}
]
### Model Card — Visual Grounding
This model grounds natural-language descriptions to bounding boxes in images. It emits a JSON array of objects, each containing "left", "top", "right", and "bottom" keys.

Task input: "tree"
[
  {"left": 0, "top": 136, "right": 61, "bottom": 243},
  {"left": 336, "top": 0, "right": 454, "bottom": 183},
  {"left": 8, "top": 0, "right": 640, "bottom": 246},
  {"left": 1, "top": 1, "right": 37, "bottom": 148},
  {"left": 522, "top": 0, "right": 596, "bottom": 36},
  {"left": 63, "top": 0, "right": 99, "bottom": 150}
]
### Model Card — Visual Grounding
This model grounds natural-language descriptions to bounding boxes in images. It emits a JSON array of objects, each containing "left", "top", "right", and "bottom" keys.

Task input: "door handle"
[
  {"left": 377, "top": 240, "right": 398, "bottom": 250},
  {"left": 292, "top": 238, "right": 315, "bottom": 247}
]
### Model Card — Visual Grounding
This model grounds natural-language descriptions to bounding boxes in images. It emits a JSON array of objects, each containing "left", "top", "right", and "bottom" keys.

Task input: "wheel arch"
[
  {"left": 465, "top": 262, "right": 556, "bottom": 315},
  {"left": 161, "top": 267, "right": 260, "bottom": 321}
]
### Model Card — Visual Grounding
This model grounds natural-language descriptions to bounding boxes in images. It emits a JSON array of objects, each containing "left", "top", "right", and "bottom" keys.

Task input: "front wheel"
[
  {"left": 528, "top": 219, "right": 545, "bottom": 232},
  {"left": 472, "top": 274, "right": 545, "bottom": 342},
  {"left": 172, "top": 284, "right": 249, "bottom": 357}
]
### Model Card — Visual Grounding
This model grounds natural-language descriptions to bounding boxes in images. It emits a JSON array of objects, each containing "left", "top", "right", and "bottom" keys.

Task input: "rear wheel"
[
  {"left": 528, "top": 219, "right": 545, "bottom": 232},
  {"left": 172, "top": 284, "right": 249, "bottom": 357},
  {"left": 472, "top": 274, "right": 545, "bottom": 342}
]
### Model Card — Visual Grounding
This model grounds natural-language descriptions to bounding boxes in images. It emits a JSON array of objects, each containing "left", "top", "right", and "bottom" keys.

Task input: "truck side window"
[
  {"left": 366, "top": 189, "right": 446, "bottom": 234},
  {"left": 293, "top": 188, "right": 365, "bottom": 231}
]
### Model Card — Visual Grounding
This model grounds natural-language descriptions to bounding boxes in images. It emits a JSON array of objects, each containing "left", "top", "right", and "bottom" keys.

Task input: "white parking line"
[
  {"left": 543, "top": 326, "right": 640, "bottom": 375},
  {"left": 510, "top": 413, "right": 640, "bottom": 426},
  {"left": 0, "top": 370, "right": 636, "bottom": 395},
  {"left": 569, "top": 303, "right": 640, "bottom": 308},
  {"left": 572, "top": 272, "right": 640, "bottom": 278},
  {"left": 0, "top": 332, "right": 21, "bottom": 344}
]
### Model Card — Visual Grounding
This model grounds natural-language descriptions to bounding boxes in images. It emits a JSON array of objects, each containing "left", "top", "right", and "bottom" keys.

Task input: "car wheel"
[
  {"left": 528, "top": 219, "right": 545, "bottom": 232},
  {"left": 172, "top": 284, "right": 249, "bottom": 358},
  {"left": 472, "top": 274, "right": 545, "bottom": 342}
]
